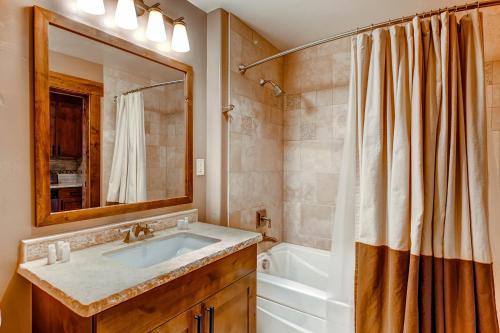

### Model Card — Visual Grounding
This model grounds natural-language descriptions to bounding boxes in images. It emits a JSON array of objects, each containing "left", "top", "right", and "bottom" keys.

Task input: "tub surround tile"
[
  {"left": 492, "top": 107, "right": 500, "bottom": 130},
  {"left": 18, "top": 221, "right": 261, "bottom": 318},
  {"left": 283, "top": 38, "right": 350, "bottom": 250}
]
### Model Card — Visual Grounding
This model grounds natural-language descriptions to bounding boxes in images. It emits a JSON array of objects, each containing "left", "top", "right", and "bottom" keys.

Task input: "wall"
[
  {"left": 49, "top": 51, "right": 104, "bottom": 83},
  {"left": 282, "top": 39, "right": 350, "bottom": 250},
  {"left": 228, "top": 14, "right": 284, "bottom": 249},
  {"left": 205, "top": 9, "right": 229, "bottom": 226},
  {"left": 482, "top": 6, "right": 500, "bottom": 318},
  {"left": 0, "top": 0, "right": 206, "bottom": 332}
]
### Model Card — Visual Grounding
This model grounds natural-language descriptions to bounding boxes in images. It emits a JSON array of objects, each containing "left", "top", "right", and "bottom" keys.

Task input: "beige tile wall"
[
  {"left": 102, "top": 67, "right": 185, "bottom": 203},
  {"left": 282, "top": 38, "right": 350, "bottom": 250},
  {"left": 483, "top": 5, "right": 500, "bottom": 317},
  {"left": 228, "top": 15, "right": 284, "bottom": 249},
  {"left": 484, "top": 60, "right": 500, "bottom": 176},
  {"left": 162, "top": 84, "right": 186, "bottom": 198}
]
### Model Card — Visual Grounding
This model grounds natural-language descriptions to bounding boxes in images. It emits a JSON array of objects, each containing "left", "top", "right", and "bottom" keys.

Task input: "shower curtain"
[
  {"left": 107, "top": 92, "right": 147, "bottom": 204},
  {"left": 342, "top": 10, "right": 499, "bottom": 333}
]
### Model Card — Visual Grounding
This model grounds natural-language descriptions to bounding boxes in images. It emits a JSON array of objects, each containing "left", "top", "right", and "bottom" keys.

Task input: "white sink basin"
[{"left": 103, "top": 232, "right": 220, "bottom": 268}]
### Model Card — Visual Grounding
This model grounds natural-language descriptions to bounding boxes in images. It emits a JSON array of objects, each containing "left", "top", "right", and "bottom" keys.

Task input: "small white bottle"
[
  {"left": 177, "top": 217, "right": 189, "bottom": 230},
  {"left": 56, "top": 241, "right": 64, "bottom": 261},
  {"left": 61, "top": 242, "right": 71, "bottom": 263},
  {"left": 47, "top": 244, "right": 57, "bottom": 265}
]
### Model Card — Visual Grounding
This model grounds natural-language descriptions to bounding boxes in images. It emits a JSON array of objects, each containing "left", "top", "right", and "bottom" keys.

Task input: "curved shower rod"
[
  {"left": 113, "top": 79, "right": 184, "bottom": 103},
  {"left": 238, "top": 0, "right": 499, "bottom": 74}
]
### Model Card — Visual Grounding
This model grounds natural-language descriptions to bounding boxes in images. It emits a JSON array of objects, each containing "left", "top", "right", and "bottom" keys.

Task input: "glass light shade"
[
  {"left": 171, "top": 21, "right": 190, "bottom": 52},
  {"left": 146, "top": 9, "right": 167, "bottom": 42},
  {"left": 114, "top": 0, "right": 138, "bottom": 30},
  {"left": 77, "top": 0, "right": 105, "bottom": 15}
]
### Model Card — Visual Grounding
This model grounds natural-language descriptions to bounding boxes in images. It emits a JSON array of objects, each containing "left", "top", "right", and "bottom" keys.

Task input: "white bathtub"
[{"left": 256, "top": 243, "right": 352, "bottom": 333}]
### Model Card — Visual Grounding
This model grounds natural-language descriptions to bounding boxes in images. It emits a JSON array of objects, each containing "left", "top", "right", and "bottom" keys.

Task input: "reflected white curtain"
[{"left": 107, "top": 92, "right": 147, "bottom": 204}]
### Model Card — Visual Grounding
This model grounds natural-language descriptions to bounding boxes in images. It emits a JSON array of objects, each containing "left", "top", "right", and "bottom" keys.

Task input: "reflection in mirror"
[{"left": 48, "top": 25, "right": 186, "bottom": 213}]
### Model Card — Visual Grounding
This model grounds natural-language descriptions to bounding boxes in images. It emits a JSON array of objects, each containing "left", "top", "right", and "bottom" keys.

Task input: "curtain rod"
[
  {"left": 113, "top": 79, "right": 184, "bottom": 102},
  {"left": 238, "top": 0, "right": 500, "bottom": 74}
]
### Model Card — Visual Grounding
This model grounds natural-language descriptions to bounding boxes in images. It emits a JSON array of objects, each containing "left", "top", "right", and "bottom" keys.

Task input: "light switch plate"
[{"left": 196, "top": 159, "right": 205, "bottom": 176}]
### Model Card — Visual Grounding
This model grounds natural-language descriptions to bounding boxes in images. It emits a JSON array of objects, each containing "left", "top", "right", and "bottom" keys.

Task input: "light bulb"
[
  {"left": 146, "top": 9, "right": 167, "bottom": 42},
  {"left": 77, "top": 0, "right": 105, "bottom": 15},
  {"left": 114, "top": 0, "right": 138, "bottom": 30},
  {"left": 171, "top": 21, "right": 190, "bottom": 52}
]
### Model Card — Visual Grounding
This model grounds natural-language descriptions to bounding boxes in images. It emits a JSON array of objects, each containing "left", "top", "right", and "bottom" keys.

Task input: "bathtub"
[{"left": 256, "top": 243, "right": 352, "bottom": 333}]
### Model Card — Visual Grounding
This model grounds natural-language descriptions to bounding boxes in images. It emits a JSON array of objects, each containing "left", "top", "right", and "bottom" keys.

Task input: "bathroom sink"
[{"left": 103, "top": 232, "right": 220, "bottom": 268}]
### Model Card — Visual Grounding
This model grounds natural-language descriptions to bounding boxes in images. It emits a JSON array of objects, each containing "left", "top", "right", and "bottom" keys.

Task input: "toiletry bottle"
[
  {"left": 47, "top": 244, "right": 57, "bottom": 265},
  {"left": 61, "top": 242, "right": 71, "bottom": 263},
  {"left": 56, "top": 241, "right": 64, "bottom": 260}
]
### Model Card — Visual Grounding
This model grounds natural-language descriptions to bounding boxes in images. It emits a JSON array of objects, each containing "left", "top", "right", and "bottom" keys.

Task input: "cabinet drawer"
[
  {"left": 60, "top": 198, "right": 82, "bottom": 211},
  {"left": 59, "top": 187, "right": 82, "bottom": 199}
]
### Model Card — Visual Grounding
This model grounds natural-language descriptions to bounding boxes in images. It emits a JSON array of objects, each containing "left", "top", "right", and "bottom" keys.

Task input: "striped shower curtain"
[{"left": 351, "top": 10, "right": 499, "bottom": 333}]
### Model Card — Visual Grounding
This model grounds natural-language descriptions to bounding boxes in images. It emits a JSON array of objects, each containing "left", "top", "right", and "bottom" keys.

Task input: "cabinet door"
[
  {"left": 151, "top": 304, "right": 203, "bottom": 333},
  {"left": 202, "top": 273, "right": 256, "bottom": 333},
  {"left": 54, "top": 93, "right": 83, "bottom": 158}
]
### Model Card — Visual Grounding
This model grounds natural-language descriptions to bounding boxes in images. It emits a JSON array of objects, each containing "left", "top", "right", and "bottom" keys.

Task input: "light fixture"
[
  {"left": 76, "top": 0, "right": 191, "bottom": 53},
  {"left": 77, "top": 0, "right": 105, "bottom": 15},
  {"left": 171, "top": 20, "right": 190, "bottom": 53},
  {"left": 114, "top": 0, "right": 138, "bottom": 30},
  {"left": 146, "top": 8, "right": 167, "bottom": 42}
]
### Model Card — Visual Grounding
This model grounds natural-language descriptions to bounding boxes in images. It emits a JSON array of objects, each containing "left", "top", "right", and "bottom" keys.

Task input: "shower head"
[{"left": 259, "top": 78, "right": 284, "bottom": 97}]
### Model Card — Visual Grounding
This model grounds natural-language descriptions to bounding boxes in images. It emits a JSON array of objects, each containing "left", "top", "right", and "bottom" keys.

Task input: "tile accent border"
[{"left": 20, "top": 209, "right": 198, "bottom": 263}]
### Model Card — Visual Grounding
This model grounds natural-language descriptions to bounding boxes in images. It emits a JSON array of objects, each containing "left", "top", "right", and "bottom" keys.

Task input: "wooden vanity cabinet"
[
  {"left": 32, "top": 244, "right": 257, "bottom": 333},
  {"left": 151, "top": 271, "right": 255, "bottom": 333},
  {"left": 58, "top": 187, "right": 83, "bottom": 211}
]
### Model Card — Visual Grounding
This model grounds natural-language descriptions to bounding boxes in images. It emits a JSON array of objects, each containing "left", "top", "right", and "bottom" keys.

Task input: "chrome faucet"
[{"left": 123, "top": 223, "right": 154, "bottom": 243}]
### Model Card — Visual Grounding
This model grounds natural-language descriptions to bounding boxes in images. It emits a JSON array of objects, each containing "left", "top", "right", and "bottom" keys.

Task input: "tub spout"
[{"left": 261, "top": 233, "right": 278, "bottom": 243}]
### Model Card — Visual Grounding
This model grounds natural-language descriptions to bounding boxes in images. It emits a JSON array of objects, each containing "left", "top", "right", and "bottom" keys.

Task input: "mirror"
[{"left": 34, "top": 7, "right": 193, "bottom": 226}]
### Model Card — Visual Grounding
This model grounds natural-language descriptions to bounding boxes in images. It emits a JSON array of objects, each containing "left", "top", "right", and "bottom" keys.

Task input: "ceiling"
[{"left": 188, "top": 0, "right": 468, "bottom": 50}]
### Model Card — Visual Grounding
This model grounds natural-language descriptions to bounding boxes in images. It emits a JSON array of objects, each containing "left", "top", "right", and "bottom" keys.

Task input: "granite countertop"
[
  {"left": 18, "top": 222, "right": 262, "bottom": 317},
  {"left": 50, "top": 183, "right": 83, "bottom": 189}
]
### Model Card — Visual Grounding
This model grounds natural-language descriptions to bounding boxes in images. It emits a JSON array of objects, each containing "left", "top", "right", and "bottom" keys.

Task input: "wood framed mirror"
[{"left": 34, "top": 6, "right": 193, "bottom": 227}]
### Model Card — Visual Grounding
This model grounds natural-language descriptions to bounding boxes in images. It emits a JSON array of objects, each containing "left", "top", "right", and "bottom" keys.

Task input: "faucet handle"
[
  {"left": 256, "top": 209, "right": 272, "bottom": 228},
  {"left": 122, "top": 228, "right": 136, "bottom": 243}
]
